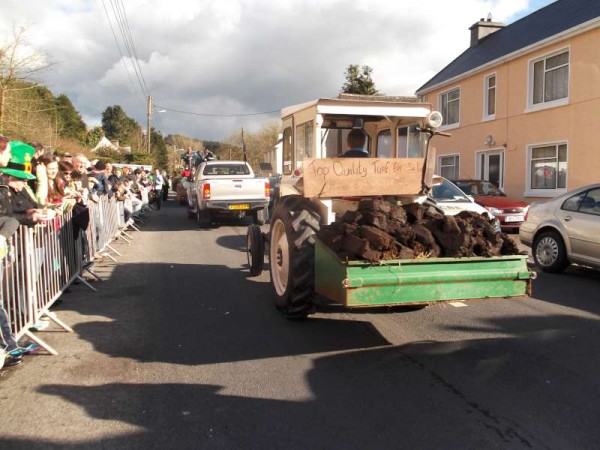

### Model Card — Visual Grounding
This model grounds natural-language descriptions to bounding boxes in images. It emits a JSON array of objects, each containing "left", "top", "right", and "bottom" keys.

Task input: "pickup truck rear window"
[{"left": 203, "top": 164, "right": 251, "bottom": 176}]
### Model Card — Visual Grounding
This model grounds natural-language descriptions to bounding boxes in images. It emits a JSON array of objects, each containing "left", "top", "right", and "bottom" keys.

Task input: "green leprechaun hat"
[{"left": 0, "top": 141, "right": 36, "bottom": 180}]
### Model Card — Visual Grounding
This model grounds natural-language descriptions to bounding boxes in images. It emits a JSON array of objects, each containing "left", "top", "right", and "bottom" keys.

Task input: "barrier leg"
[
  {"left": 106, "top": 244, "right": 122, "bottom": 257},
  {"left": 22, "top": 329, "right": 58, "bottom": 356},
  {"left": 117, "top": 234, "right": 132, "bottom": 244},
  {"left": 128, "top": 221, "right": 141, "bottom": 232},
  {"left": 120, "top": 230, "right": 133, "bottom": 240},
  {"left": 100, "top": 250, "right": 118, "bottom": 263},
  {"left": 43, "top": 310, "right": 73, "bottom": 333},
  {"left": 77, "top": 274, "right": 98, "bottom": 292}
]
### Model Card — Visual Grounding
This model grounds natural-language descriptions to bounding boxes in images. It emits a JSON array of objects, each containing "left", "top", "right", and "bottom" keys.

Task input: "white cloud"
[{"left": 0, "top": 0, "right": 552, "bottom": 141}]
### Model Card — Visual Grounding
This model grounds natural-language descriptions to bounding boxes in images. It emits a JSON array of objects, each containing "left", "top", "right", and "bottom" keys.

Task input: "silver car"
[{"left": 519, "top": 183, "right": 600, "bottom": 272}]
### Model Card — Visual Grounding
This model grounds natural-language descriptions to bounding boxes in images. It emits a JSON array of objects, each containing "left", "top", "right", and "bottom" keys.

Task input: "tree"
[
  {"left": 341, "top": 65, "right": 379, "bottom": 95},
  {"left": 222, "top": 121, "right": 279, "bottom": 172},
  {"left": 83, "top": 126, "right": 104, "bottom": 147},
  {"left": 0, "top": 27, "right": 52, "bottom": 134},
  {"left": 55, "top": 94, "right": 86, "bottom": 140},
  {"left": 150, "top": 128, "right": 168, "bottom": 169},
  {"left": 101, "top": 105, "right": 140, "bottom": 146}
]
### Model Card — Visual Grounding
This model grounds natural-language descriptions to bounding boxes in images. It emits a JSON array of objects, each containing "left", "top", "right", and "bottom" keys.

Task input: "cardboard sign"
[{"left": 303, "top": 158, "right": 425, "bottom": 198}]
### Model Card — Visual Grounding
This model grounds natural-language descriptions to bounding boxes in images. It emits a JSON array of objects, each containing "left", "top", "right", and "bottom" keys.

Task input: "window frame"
[
  {"left": 439, "top": 87, "right": 460, "bottom": 130},
  {"left": 282, "top": 127, "right": 293, "bottom": 175},
  {"left": 524, "top": 141, "right": 568, "bottom": 197},
  {"left": 483, "top": 73, "right": 496, "bottom": 121},
  {"left": 526, "top": 47, "right": 570, "bottom": 112},
  {"left": 437, "top": 154, "right": 460, "bottom": 180}
]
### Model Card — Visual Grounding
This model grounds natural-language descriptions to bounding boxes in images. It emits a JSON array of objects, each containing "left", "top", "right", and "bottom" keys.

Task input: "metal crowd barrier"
[{"left": 0, "top": 193, "right": 149, "bottom": 355}]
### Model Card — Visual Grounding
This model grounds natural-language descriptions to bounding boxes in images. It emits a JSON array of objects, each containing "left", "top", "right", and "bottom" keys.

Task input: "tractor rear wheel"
[{"left": 269, "top": 196, "right": 320, "bottom": 319}]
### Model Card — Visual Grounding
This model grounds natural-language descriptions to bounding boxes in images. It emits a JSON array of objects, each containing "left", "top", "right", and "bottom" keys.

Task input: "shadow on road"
[{"left": 1, "top": 318, "right": 598, "bottom": 448}]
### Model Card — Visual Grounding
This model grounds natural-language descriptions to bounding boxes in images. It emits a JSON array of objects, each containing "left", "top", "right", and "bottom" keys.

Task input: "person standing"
[{"left": 152, "top": 169, "right": 164, "bottom": 210}]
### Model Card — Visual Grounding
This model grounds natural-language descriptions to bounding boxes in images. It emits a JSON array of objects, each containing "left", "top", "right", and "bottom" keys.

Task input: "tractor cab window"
[
  {"left": 282, "top": 127, "right": 293, "bottom": 175},
  {"left": 377, "top": 130, "right": 392, "bottom": 158},
  {"left": 398, "top": 125, "right": 425, "bottom": 158},
  {"left": 322, "top": 128, "right": 369, "bottom": 158},
  {"left": 295, "top": 121, "right": 314, "bottom": 162}
]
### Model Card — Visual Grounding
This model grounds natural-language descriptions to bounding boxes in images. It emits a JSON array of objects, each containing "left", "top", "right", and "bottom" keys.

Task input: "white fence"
[{"left": 0, "top": 195, "right": 151, "bottom": 355}]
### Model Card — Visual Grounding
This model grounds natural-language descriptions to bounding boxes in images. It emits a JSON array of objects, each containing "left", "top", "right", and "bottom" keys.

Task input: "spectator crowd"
[{"left": 0, "top": 137, "right": 167, "bottom": 370}]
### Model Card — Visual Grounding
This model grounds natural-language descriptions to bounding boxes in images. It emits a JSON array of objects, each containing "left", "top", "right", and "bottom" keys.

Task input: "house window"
[
  {"left": 531, "top": 50, "right": 569, "bottom": 107},
  {"left": 440, "top": 88, "right": 460, "bottom": 126},
  {"left": 530, "top": 143, "right": 567, "bottom": 190},
  {"left": 438, "top": 154, "right": 460, "bottom": 180},
  {"left": 484, "top": 74, "right": 496, "bottom": 119}
]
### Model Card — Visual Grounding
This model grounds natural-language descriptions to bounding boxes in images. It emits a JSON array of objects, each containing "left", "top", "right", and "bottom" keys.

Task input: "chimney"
[{"left": 469, "top": 15, "right": 504, "bottom": 47}]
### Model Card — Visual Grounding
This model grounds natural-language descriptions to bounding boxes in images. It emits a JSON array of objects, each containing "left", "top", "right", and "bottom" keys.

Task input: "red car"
[{"left": 452, "top": 179, "right": 529, "bottom": 232}]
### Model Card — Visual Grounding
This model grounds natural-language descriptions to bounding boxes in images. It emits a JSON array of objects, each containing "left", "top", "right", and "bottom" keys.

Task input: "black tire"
[
  {"left": 269, "top": 196, "right": 320, "bottom": 319},
  {"left": 187, "top": 208, "right": 195, "bottom": 219},
  {"left": 247, "top": 225, "right": 265, "bottom": 276},
  {"left": 533, "top": 230, "right": 569, "bottom": 273},
  {"left": 197, "top": 208, "right": 211, "bottom": 228},
  {"left": 251, "top": 207, "right": 266, "bottom": 226}
]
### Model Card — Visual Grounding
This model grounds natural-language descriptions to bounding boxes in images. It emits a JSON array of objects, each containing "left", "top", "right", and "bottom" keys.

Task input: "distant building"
[{"left": 92, "top": 137, "right": 131, "bottom": 153}]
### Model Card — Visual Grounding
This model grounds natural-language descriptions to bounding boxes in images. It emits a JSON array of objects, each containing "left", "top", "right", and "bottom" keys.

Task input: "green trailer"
[{"left": 314, "top": 239, "right": 532, "bottom": 308}]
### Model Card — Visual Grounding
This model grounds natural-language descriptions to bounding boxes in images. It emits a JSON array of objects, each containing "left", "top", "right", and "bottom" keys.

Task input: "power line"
[
  {"left": 114, "top": 0, "right": 150, "bottom": 95},
  {"left": 154, "top": 105, "right": 281, "bottom": 117},
  {"left": 100, "top": 0, "right": 146, "bottom": 107}
]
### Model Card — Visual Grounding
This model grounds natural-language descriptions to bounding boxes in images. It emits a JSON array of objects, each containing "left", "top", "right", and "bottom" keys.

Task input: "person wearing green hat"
[
  {"left": 0, "top": 141, "right": 55, "bottom": 227},
  {"left": 0, "top": 135, "right": 20, "bottom": 239},
  {"left": 0, "top": 136, "right": 28, "bottom": 368}
]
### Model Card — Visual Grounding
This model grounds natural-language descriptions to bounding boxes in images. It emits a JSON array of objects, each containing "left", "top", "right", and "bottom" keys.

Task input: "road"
[{"left": 1, "top": 199, "right": 599, "bottom": 449}]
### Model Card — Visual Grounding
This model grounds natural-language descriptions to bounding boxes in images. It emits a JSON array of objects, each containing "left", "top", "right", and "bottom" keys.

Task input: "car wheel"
[{"left": 533, "top": 231, "right": 569, "bottom": 273}]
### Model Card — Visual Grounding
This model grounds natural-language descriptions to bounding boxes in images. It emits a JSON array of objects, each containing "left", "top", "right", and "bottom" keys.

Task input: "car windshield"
[
  {"left": 455, "top": 180, "right": 505, "bottom": 196},
  {"left": 431, "top": 179, "right": 471, "bottom": 203}
]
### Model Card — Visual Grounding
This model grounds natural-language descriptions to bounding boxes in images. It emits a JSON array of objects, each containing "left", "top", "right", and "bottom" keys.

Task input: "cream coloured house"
[{"left": 416, "top": 0, "right": 600, "bottom": 201}]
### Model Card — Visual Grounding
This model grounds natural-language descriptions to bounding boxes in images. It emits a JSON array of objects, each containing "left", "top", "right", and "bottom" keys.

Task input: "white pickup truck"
[{"left": 187, "top": 160, "right": 270, "bottom": 227}]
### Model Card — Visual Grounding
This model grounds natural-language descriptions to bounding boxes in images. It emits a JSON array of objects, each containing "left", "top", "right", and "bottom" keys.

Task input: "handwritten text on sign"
[{"left": 303, "top": 158, "right": 424, "bottom": 198}]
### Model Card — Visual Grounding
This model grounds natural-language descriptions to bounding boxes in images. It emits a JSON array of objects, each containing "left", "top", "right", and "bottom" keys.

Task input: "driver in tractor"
[{"left": 341, "top": 129, "right": 369, "bottom": 158}]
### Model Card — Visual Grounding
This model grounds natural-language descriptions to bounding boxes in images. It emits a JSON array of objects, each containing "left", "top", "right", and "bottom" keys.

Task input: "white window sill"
[
  {"left": 525, "top": 98, "right": 568, "bottom": 114},
  {"left": 482, "top": 114, "right": 496, "bottom": 122},
  {"left": 524, "top": 189, "right": 567, "bottom": 198},
  {"left": 439, "top": 123, "right": 460, "bottom": 132}
]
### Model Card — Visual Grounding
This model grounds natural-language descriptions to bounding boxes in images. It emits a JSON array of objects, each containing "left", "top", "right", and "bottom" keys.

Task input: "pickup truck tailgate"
[{"left": 205, "top": 178, "right": 268, "bottom": 201}]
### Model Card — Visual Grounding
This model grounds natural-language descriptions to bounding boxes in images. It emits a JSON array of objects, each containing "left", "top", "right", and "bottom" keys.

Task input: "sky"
[{"left": 0, "top": 0, "right": 555, "bottom": 142}]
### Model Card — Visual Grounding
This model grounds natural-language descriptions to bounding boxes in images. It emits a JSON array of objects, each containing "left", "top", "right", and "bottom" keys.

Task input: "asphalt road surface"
[{"left": 1, "top": 199, "right": 599, "bottom": 449}]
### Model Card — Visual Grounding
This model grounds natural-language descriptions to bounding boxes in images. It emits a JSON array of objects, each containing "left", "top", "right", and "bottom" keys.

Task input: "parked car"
[
  {"left": 519, "top": 183, "right": 600, "bottom": 272},
  {"left": 452, "top": 179, "right": 529, "bottom": 231},
  {"left": 429, "top": 177, "right": 501, "bottom": 231}
]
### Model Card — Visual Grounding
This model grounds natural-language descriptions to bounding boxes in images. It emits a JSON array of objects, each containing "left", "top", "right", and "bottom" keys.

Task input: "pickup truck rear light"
[
  {"left": 202, "top": 183, "right": 211, "bottom": 200},
  {"left": 265, "top": 181, "right": 270, "bottom": 198}
]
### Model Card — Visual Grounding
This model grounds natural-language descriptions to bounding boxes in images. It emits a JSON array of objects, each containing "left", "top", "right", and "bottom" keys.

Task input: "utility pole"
[
  {"left": 147, "top": 95, "right": 152, "bottom": 153},
  {"left": 241, "top": 127, "right": 247, "bottom": 162}
]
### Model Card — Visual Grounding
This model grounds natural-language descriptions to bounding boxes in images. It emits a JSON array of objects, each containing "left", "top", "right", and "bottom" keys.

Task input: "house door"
[{"left": 478, "top": 151, "right": 504, "bottom": 189}]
